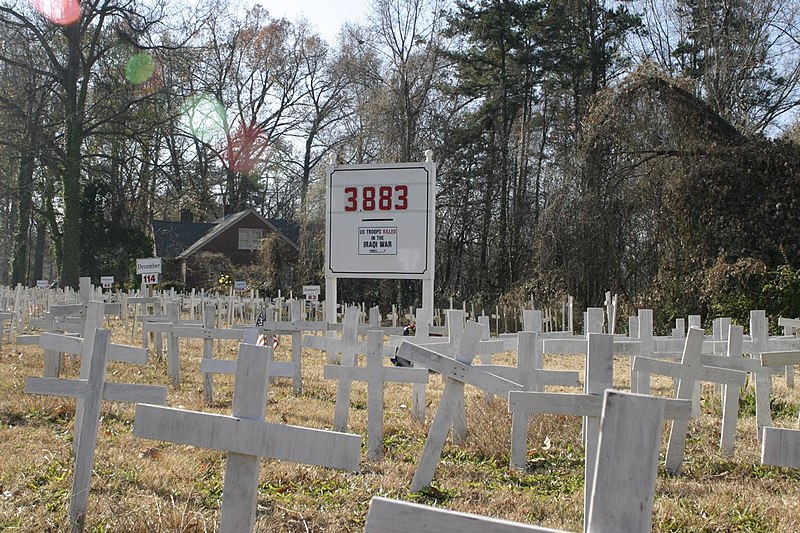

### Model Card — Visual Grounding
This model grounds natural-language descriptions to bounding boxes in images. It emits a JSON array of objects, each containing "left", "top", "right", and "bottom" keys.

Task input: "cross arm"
[
  {"left": 200, "top": 358, "right": 294, "bottom": 378},
  {"left": 133, "top": 404, "right": 361, "bottom": 471},
  {"left": 509, "top": 391, "right": 600, "bottom": 416},
  {"left": 364, "top": 496, "right": 564, "bottom": 533},
  {"left": 25, "top": 377, "right": 87, "bottom": 398},
  {"left": 633, "top": 356, "right": 746, "bottom": 387},
  {"left": 396, "top": 342, "right": 522, "bottom": 396},
  {"left": 264, "top": 319, "right": 328, "bottom": 332},
  {"left": 103, "top": 383, "right": 167, "bottom": 404},
  {"left": 761, "top": 351, "right": 800, "bottom": 367},
  {"left": 171, "top": 326, "right": 245, "bottom": 340}
]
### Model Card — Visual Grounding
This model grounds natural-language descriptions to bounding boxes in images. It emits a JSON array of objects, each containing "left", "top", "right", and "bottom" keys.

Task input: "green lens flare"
[{"left": 126, "top": 53, "right": 156, "bottom": 85}]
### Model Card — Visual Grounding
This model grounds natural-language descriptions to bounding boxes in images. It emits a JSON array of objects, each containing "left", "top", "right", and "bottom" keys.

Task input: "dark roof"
[
  {"left": 267, "top": 219, "right": 300, "bottom": 247},
  {"left": 151, "top": 220, "right": 216, "bottom": 258}
]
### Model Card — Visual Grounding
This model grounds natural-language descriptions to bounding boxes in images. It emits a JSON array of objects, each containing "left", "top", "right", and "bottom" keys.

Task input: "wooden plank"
[
  {"left": 761, "top": 427, "right": 800, "bottom": 468},
  {"left": 396, "top": 342, "right": 521, "bottom": 396},
  {"left": 103, "top": 383, "right": 168, "bottom": 405},
  {"left": 509, "top": 392, "right": 601, "bottom": 417},
  {"left": 25, "top": 377, "right": 87, "bottom": 399},
  {"left": 39, "top": 332, "right": 82, "bottom": 353},
  {"left": 761, "top": 351, "right": 800, "bottom": 367},
  {"left": 586, "top": 390, "right": 665, "bottom": 533},
  {"left": 364, "top": 497, "right": 563, "bottom": 533},
  {"left": 200, "top": 358, "right": 295, "bottom": 379},
  {"left": 133, "top": 405, "right": 361, "bottom": 471},
  {"left": 107, "top": 344, "right": 148, "bottom": 365}
]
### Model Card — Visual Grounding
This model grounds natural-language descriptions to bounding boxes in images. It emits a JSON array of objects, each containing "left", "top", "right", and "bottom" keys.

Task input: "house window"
[{"left": 238, "top": 228, "right": 263, "bottom": 250}]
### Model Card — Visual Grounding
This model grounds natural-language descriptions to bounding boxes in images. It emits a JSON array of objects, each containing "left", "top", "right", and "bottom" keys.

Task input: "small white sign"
[
  {"left": 136, "top": 257, "right": 162, "bottom": 275},
  {"left": 303, "top": 285, "right": 321, "bottom": 301},
  {"left": 101, "top": 276, "right": 114, "bottom": 288},
  {"left": 358, "top": 227, "right": 397, "bottom": 255},
  {"left": 141, "top": 273, "right": 159, "bottom": 285},
  {"left": 36, "top": 280, "right": 49, "bottom": 289},
  {"left": 234, "top": 280, "right": 247, "bottom": 291}
]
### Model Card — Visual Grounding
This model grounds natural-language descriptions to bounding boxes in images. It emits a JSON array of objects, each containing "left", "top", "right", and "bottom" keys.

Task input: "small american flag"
[{"left": 255, "top": 310, "right": 279, "bottom": 350}]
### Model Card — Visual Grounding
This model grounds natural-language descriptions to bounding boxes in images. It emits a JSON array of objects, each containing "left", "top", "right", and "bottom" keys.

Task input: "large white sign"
[
  {"left": 326, "top": 163, "right": 434, "bottom": 278},
  {"left": 136, "top": 257, "right": 162, "bottom": 275}
]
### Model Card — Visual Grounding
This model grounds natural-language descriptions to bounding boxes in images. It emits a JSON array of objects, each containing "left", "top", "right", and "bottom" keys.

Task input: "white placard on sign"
[
  {"left": 101, "top": 276, "right": 114, "bottom": 288},
  {"left": 36, "top": 280, "right": 49, "bottom": 289},
  {"left": 326, "top": 163, "right": 434, "bottom": 278},
  {"left": 136, "top": 257, "right": 162, "bottom": 275},
  {"left": 358, "top": 227, "right": 397, "bottom": 255},
  {"left": 141, "top": 273, "right": 159, "bottom": 285},
  {"left": 234, "top": 280, "right": 247, "bottom": 291}
]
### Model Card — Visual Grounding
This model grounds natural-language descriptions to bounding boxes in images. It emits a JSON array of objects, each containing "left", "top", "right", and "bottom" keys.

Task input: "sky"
[{"left": 249, "top": 0, "right": 370, "bottom": 43}]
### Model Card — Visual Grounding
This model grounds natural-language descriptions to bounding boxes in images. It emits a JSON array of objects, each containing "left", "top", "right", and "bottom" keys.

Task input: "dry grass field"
[{"left": 1, "top": 317, "right": 800, "bottom": 532}]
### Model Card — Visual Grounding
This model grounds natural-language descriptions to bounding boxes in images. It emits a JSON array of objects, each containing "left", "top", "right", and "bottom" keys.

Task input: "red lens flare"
[{"left": 30, "top": 0, "right": 81, "bottom": 25}]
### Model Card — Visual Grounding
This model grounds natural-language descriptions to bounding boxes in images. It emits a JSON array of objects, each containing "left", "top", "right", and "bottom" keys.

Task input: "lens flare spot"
[
  {"left": 30, "top": 0, "right": 81, "bottom": 25},
  {"left": 180, "top": 94, "right": 226, "bottom": 144},
  {"left": 126, "top": 53, "right": 156, "bottom": 85}
]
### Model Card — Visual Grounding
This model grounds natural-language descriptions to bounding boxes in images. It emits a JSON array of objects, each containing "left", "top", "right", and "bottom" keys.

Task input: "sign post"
[{"left": 325, "top": 152, "right": 436, "bottom": 323}]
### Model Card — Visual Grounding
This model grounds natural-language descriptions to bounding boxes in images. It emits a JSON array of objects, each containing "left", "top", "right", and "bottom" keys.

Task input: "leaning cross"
[
  {"left": 25, "top": 328, "right": 167, "bottom": 533},
  {"left": 133, "top": 342, "right": 361, "bottom": 533},
  {"left": 395, "top": 321, "right": 523, "bottom": 492},
  {"left": 323, "top": 330, "right": 428, "bottom": 459}
]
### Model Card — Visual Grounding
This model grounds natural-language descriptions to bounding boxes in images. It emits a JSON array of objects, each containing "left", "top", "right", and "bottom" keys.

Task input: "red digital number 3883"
[{"left": 344, "top": 185, "right": 408, "bottom": 212}]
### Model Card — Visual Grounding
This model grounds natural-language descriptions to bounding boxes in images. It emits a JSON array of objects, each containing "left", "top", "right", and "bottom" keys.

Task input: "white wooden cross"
[
  {"left": 633, "top": 327, "right": 747, "bottom": 475},
  {"left": 171, "top": 303, "right": 247, "bottom": 404},
  {"left": 698, "top": 323, "right": 784, "bottom": 444},
  {"left": 200, "top": 328, "right": 295, "bottom": 383},
  {"left": 263, "top": 298, "right": 328, "bottom": 392},
  {"left": 323, "top": 330, "right": 429, "bottom": 459},
  {"left": 744, "top": 310, "right": 800, "bottom": 390},
  {"left": 25, "top": 328, "right": 167, "bottom": 532},
  {"left": 133, "top": 342, "right": 361, "bottom": 533},
  {"left": 759, "top": 349, "right": 800, "bottom": 467},
  {"left": 365, "top": 390, "right": 684, "bottom": 533},
  {"left": 395, "top": 322, "right": 523, "bottom": 492},
  {"left": 37, "top": 301, "right": 148, "bottom": 453},
  {"left": 304, "top": 306, "right": 365, "bottom": 431},
  {"left": 482, "top": 330, "right": 580, "bottom": 445},
  {"left": 510, "top": 333, "right": 693, "bottom": 527}
]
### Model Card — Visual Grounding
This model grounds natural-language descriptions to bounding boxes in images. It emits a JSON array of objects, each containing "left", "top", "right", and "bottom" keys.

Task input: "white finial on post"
[{"left": 424, "top": 149, "right": 434, "bottom": 162}]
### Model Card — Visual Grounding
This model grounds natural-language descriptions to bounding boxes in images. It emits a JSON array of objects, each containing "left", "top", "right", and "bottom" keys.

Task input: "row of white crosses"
[{"left": 23, "top": 300, "right": 362, "bottom": 532}]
